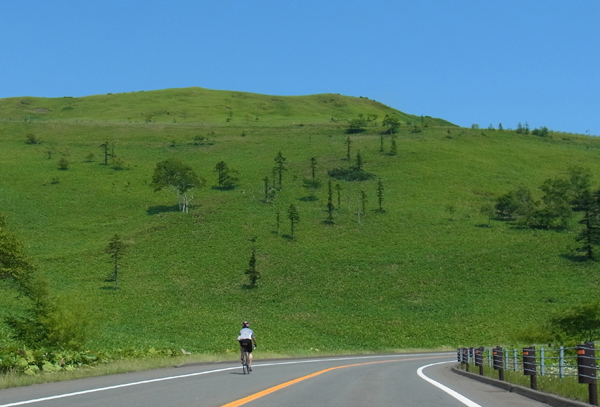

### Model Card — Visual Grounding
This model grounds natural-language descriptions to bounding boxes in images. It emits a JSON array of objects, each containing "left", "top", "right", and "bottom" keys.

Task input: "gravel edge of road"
[{"left": 451, "top": 365, "right": 592, "bottom": 407}]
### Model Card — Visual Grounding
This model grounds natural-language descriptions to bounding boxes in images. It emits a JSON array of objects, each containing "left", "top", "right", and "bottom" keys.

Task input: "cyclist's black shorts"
[{"left": 239, "top": 339, "right": 253, "bottom": 353}]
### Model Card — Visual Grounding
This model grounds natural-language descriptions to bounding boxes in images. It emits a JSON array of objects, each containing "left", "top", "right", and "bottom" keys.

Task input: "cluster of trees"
[
  {"left": 492, "top": 166, "right": 600, "bottom": 258},
  {"left": 346, "top": 113, "right": 400, "bottom": 135},
  {"left": 1, "top": 214, "right": 90, "bottom": 350}
]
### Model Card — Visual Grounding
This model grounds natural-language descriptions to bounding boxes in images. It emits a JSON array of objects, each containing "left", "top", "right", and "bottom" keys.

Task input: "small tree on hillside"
[
  {"left": 274, "top": 151, "right": 287, "bottom": 189},
  {"left": 347, "top": 118, "right": 367, "bottom": 134},
  {"left": 244, "top": 249, "right": 260, "bottom": 288},
  {"left": 106, "top": 234, "right": 128, "bottom": 291},
  {"left": 376, "top": 180, "right": 384, "bottom": 212},
  {"left": 352, "top": 151, "right": 364, "bottom": 172},
  {"left": 360, "top": 190, "right": 367, "bottom": 214},
  {"left": 288, "top": 204, "right": 300, "bottom": 238},
  {"left": 214, "top": 161, "right": 238, "bottom": 189},
  {"left": 345, "top": 136, "right": 352, "bottom": 160},
  {"left": 310, "top": 157, "right": 317, "bottom": 179},
  {"left": 58, "top": 157, "right": 70, "bottom": 170},
  {"left": 326, "top": 180, "right": 334, "bottom": 223},
  {"left": 151, "top": 158, "right": 205, "bottom": 213},
  {"left": 99, "top": 141, "right": 114, "bottom": 165},
  {"left": 382, "top": 115, "right": 400, "bottom": 134},
  {"left": 575, "top": 190, "right": 600, "bottom": 259}
]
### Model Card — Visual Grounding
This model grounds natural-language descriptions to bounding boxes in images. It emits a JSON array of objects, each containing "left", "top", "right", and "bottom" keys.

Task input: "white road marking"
[
  {"left": 0, "top": 353, "right": 452, "bottom": 407},
  {"left": 417, "top": 361, "right": 482, "bottom": 407}
]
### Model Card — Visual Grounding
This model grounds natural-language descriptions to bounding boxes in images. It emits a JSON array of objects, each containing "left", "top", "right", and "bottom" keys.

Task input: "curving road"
[{"left": 0, "top": 353, "right": 549, "bottom": 406}]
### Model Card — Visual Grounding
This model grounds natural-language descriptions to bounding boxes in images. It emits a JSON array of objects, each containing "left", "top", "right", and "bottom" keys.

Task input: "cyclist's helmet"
[{"left": 243, "top": 321, "right": 249, "bottom": 328}]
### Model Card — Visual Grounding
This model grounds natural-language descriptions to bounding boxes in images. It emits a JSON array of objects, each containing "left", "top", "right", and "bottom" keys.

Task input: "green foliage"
[
  {"left": 3, "top": 88, "right": 600, "bottom": 361},
  {"left": 274, "top": 151, "right": 287, "bottom": 189},
  {"left": 521, "top": 302, "right": 600, "bottom": 344},
  {"left": 0, "top": 215, "right": 34, "bottom": 286},
  {"left": 105, "top": 234, "right": 129, "bottom": 291},
  {"left": 574, "top": 191, "right": 600, "bottom": 259},
  {"left": 376, "top": 180, "right": 384, "bottom": 212},
  {"left": 516, "top": 122, "right": 530, "bottom": 134},
  {"left": 214, "top": 161, "right": 239, "bottom": 189},
  {"left": 151, "top": 158, "right": 204, "bottom": 212},
  {"left": 57, "top": 157, "right": 69, "bottom": 170},
  {"left": 244, "top": 249, "right": 260, "bottom": 287},
  {"left": 346, "top": 117, "right": 367, "bottom": 134},
  {"left": 111, "top": 157, "right": 127, "bottom": 170},
  {"left": 532, "top": 126, "right": 549, "bottom": 137},
  {"left": 381, "top": 115, "right": 400, "bottom": 134},
  {"left": 326, "top": 180, "right": 334, "bottom": 223},
  {"left": 25, "top": 134, "right": 41, "bottom": 145},
  {"left": 6, "top": 278, "right": 91, "bottom": 350},
  {"left": 495, "top": 186, "right": 537, "bottom": 221}
]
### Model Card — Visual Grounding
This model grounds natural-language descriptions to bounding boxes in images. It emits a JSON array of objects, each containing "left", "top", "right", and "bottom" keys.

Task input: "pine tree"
[
  {"left": 377, "top": 180, "right": 384, "bottom": 212},
  {"left": 106, "top": 234, "right": 128, "bottom": 291},
  {"left": 575, "top": 190, "right": 600, "bottom": 259},
  {"left": 326, "top": 180, "right": 334, "bottom": 223},
  {"left": 354, "top": 150, "right": 363, "bottom": 171},
  {"left": 244, "top": 249, "right": 260, "bottom": 287},
  {"left": 274, "top": 151, "right": 287, "bottom": 189}
]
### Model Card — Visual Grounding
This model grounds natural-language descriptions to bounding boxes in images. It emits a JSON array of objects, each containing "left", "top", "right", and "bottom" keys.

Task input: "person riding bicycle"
[{"left": 237, "top": 321, "right": 257, "bottom": 371}]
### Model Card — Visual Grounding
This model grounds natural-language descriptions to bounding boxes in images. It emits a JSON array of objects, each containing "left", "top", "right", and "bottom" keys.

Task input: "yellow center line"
[{"left": 220, "top": 355, "right": 443, "bottom": 407}]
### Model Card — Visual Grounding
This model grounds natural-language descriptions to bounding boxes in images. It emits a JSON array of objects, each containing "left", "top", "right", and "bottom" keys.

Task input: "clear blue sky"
[{"left": 2, "top": 1, "right": 598, "bottom": 134}]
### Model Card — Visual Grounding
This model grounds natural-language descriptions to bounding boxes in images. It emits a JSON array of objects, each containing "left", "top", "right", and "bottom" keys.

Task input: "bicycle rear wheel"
[{"left": 242, "top": 352, "right": 249, "bottom": 375}]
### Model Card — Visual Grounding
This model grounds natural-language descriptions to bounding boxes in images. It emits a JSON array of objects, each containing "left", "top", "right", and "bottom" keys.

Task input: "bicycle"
[{"left": 241, "top": 350, "right": 251, "bottom": 375}]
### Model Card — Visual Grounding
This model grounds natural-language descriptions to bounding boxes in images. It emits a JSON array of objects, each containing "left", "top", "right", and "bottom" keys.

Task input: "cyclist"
[{"left": 237, "top": 321, "right": 257, "bottom": 371}]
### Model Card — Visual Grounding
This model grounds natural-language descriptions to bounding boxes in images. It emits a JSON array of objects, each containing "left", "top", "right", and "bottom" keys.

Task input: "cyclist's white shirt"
[{"left": 238, "top": 327, "right": 255, "bottom": 340}]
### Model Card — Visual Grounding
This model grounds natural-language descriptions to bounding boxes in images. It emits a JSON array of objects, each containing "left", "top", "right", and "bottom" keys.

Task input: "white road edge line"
[
  {"left": 417, "top": 361, "right": 482, "bottom": 407},
  {"left": 0, "top": 353, "right": 452, "bottom": 407}
]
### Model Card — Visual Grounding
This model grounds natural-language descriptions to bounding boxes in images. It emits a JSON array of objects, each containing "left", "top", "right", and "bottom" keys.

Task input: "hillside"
[
  {"left": 0, "top": 87, "right": 454, "bottom": 126},
  {"left": 0, "top": 88, "right": 599, "bottom": 355}
]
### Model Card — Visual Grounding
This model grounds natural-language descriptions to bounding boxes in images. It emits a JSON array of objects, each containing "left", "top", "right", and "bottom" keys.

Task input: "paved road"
[{"left": 0, "top": 353, "right": 550, "bottom": 407}]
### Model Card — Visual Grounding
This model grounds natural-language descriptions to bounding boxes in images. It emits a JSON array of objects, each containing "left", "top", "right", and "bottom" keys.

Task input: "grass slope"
[
  {"left": 0, "top": 88, "right": 598, "bottom": 355},
  {"left": 0, "top": 87, "right": 454, "bottom": 126}
]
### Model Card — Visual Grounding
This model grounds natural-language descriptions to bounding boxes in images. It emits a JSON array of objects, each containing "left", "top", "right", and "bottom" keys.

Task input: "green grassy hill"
[
  {"left": 0, "top": 88, "right": 598, "bottom": 356},
  {"left": 0, "top": 87, "right": 454, "bottom": 126}
]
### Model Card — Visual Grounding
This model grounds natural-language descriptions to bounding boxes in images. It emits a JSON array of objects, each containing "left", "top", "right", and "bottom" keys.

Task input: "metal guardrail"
[{"left": 457, "top": 342, "right": 598, "bottom": 406}]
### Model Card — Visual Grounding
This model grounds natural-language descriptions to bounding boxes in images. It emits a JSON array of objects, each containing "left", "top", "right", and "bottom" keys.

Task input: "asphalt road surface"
[{"left": 0, "top": 353, "right": 551, "bottom": 407}]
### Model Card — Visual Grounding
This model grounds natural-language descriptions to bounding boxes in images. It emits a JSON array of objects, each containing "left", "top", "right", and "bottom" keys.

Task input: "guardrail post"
[
  {"left": 493, "top": 346, "right": 504, "bottom": 381},
  {"left": 523, "top": 346, "right": 537, "bottom": 390},
  {"left": 559, "top": 346, "right": 565, "bottom": 379},
  {"left": 465, "top": 348, "right": 470, "bottom": 372},
  {"left": 577, "top": 342, "right": 597, "bottom": 406},
  {"left": 540, "top": 347, "right": 545, "bottom": 376},
  {"left": 475, "top": 347, "right": 484, "bottom": 376},
  {"left": 513, "top": 348, "right": 518, "bottom": 371},
  {"left": 488, "top": 348, "right": 492, "bottom": 368}
]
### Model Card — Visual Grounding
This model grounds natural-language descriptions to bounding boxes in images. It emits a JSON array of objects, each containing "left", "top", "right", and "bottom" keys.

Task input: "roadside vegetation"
[{"left": 1, "top": 88, "right": 600, "bottom": 385}]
